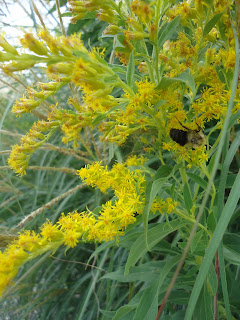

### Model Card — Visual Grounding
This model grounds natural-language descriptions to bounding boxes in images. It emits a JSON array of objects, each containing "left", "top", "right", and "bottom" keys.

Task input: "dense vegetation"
[{"left": 1, "top": 0, "right": 240, "bottom": 319}]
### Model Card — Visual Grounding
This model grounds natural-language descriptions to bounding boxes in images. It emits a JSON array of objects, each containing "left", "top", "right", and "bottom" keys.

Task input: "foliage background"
[
  {"left": 1, "top": 1, "right": 240, "bottom": 320},
  {"left": 0, "top": 1, "right": 115, "bottom": 319}
]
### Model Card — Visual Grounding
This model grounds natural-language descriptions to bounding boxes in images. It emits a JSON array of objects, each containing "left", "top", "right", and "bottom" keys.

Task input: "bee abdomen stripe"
[{"left": 170, "top": 129, "right": 188, "bottom": 146}]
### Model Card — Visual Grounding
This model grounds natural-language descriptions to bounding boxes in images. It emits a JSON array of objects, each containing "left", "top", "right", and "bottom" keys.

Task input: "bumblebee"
[{"left": 170, "top": 121, "right": 206, "bottom": 149}]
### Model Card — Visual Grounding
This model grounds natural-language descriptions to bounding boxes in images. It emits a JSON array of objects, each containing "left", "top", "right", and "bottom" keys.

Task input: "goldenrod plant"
[{"left": 1, "top": 0, "right": 240, "bottom": 319}]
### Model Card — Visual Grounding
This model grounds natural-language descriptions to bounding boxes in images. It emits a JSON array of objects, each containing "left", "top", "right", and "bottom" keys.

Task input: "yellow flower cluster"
[
  {"left": 131, "top": 0, "right": 154, "bottom": 24},
  {"left": 68, "top": 0, "right": 116, "bottom": 24},
  {"left": 125, "top": 155, "right": 147, "bottom": 166},
  {"left": 8, "top": 120, "right": 60, "bottom": 176},
  {"left": 192, "top": 85, "right": 229, "bottom": 121},
  {"left": 72, "top": 56, "right": 115, "bottom": 93},
  {"left": 3, "top": 30, "right": 131, "bottom": 168},
  {"left": 1, "top": 157, "right": 179, "bottom": 296},
  {"left": 151, "top": 197, "right": 179, "bottom": 215},
  {"left": 163, "top": 140, "right": 209, "bottom": 168},
  {"left": 165, "top": 0, "right": 196, "bottom": 24},
  {"left": 1, "top": 31, "right": 86, "bottom": 116},
  {"left": 77, "top": 159, "right": 148, "bottom": 233},
  {"left": 1, "top": 0, "right": 237, "bottom": 174},
  {"left": 0, "top": 213, "right": 92, "bottom": 297},
  {"left": 12, "top": 82, "right": 66, "bottom": 116},
  {"left": 101, "top": 79, "right": 162, "bottom": 144}
]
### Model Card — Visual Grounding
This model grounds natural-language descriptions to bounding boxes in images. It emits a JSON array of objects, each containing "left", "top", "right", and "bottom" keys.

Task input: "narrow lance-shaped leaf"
[
  {"left": 202, "top": 12, "right": 224, "bottom": 38},
  {"left": 126, "top": 50, "right": 135, "bottom": 87},
  {"left": 185, "top": 170, "right": 240, "bottom": 320},
  {"left": 158, "top": 15, "right": 181, "bottom": 48},
  {"left": 125, "top": 220, "right": 186, "bottom": 275}
]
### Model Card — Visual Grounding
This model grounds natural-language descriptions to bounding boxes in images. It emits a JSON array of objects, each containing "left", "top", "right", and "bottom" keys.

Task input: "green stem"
[
  {"left": 141, "top": 42, "right": 155, "bottom": 83},
  {"left": 109, "top": 0, "right": 126, "bottom": 20},
  {"left": 192, "top": 171, "right": 205, "bottom": 203},
  {"left": 78, "top": 134, "right": 97, "bottom": 161},
  {"left": 200, "top": 163, "right": 216, "bottom": 211},
  {"left": 154, "top": 0, "right": 162, "bottom": 84},
  {"left": 176, "top": 209, "right": 211, "bottom": 238},
  {"left": 123, "top": 0, "right": 132, "bottom": 15},
  {"left": 116, "top": 77, "right": 135, "bottom": 96},
  {"left": 142, "top": 104, "right": 162, "bottom": 130},
  {"left": 158, "top": 148, "right": 165, "bottom": 165},
  {"left": 179, "top": 166, "right": 188, "bottom": 185},
  {"left": 153, "top": 43, "right": 160, "bottom": 84}
]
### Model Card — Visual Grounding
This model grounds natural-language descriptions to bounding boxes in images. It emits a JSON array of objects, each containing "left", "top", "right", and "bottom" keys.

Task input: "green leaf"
[
  {"left": 223, "top": 233, "right": 240, "bottom": 265},
  {"left": 164, "top": 311, "right": 186, "bottom": 319},
  {"left": 113, "top": 306, "right": 137, "bottom": 320},
  {"left": 99, "top": 309, "right": 116, "bottom": 318},
  {"left": 217, "top": 131, "right": 240, "bottom": 222},
  {"left": 155, "top": 165, "right": 173, "bottom": 179},
  {"left": 153, "top": 239, "right": 181, "bottom": 255},
  {"left": 92, "top": 206, "right": 102, "bottom": 215},
  {"left": 66, "top": 14, "right": 96, "bottom": 35},
  {"left": 125, "top": 220, "right": 186, "bottom": 275},
  {"left": 91, "top": 113, "right": 107, "bottom": 125},
  {"left": 133, "top": 256, "right": 181, "bottom": 320},
  {"left": 183, "top": 183, "right": 193, "bottom": 213},
  {"left": 133, "top": 281, "right": 158, "bottom": 320},
  {"left": 111, "top": 64, "right": 127, "bottom": 74},
  {"left": 60, "top": 12, "right": 73, "bottom": 17},
  {"left": 158, "top": 16, "right": 181, "bottom": 48},
  {"left": 119, "top": 231, "right": 144, "bottom": 249},
  {"left": 87, "top": 241, "right": 114, "bottom": 264},
  {"left": 218, "top": 20, "right": 228, "bottom": 44},
  {"left": 143, "top": 178, "right": 167, "bottom": 250},
  {"left": 207, "top": 151, "right": 217, "bottom": 175},
  {"left": 223, "top": 247, "right": 240, "bottom": 265},
  {"left": 185, "top": 170, "right": 240, "bottom": 319},
  {"left": 228, "top": 110, "right": 240, "bottom": 128},
  {"left": 223, "top": 233, "right": 240, "bottom": 252},
  {"left": 177, "top": 72, "right": 196, "bottom": 95},
  {"left": 153, "top": 99, "right": 168, "bottom": 109},
  {"left": 187, "top": 173, "right": 207, "bottom": 189},
  {"left": 101, "top": 261, "right": 165, "bottom": 283},
  {"left": 203, "top": 12, "right": 224, "bottom": 38},
  {"left": 215, "top": 173, "right": 237, "bottom": 188},
  {"left": 156, "top": 71, "right": 196, "bottom": 95},
  {"left": 207, "top": 212, "right": 216, "bottom": 233},
  {"left": 155, "top": 76, "right": 178, "bottom": 89},
  {"left": 190, "top": 230, "right": 204, "bottom": 254},
  {"left": 207, "top": 263, "right": 218, "bottom": 296},
  {"left": 115, "top": 34, "right": 126, "bottom": 50},
  {"left": 194, "top": 283, "right": 213, "bottom": 320},
  {"left": 169, "top": 291, "right": 190, "bottom": 305},
  {"left": 126, "top": 51, "right": 135, "bottom": 87}
]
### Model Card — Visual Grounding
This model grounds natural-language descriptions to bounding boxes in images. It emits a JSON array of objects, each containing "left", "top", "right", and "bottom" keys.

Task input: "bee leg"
[
  {"left": 194, "top": 119, "right": 202, "bottom": 132},
  {"left": 206, "top": 137, "right": 211, "bottom": 152},
  {"left": 175, "top": 118, "right": 189, "bottom": 131}
]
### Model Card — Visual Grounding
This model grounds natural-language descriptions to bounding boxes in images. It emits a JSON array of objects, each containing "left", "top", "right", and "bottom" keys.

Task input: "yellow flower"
[
  {"left": 87, "top": 224, "right": 100, "bottom": 242},
  {"left": 63, "top": 230, "right": 80, "bottom": 248},
  {"left": 8, "top": 120, "right": 60, "bottom": 176},
  {"left": 131, "top": 0, "right": 154, "bottom": 24},
  {"left": 0, "top": 34, "right": 18, "bottom": 54},
  {"left": 40, "top": 220, "right": 63, "bottom": 241},
  {"left": 20, "top": 32, "right": 48, "bottom": 56},
  {"left": 151, "top": 198, "right": 178, "bottom": 215},
  {"left": 58, "top": 213, "right": 76, "bottom": 231},
  {"left": 78, "top": 212, "right": 96, "bottom": 233},
  {"left": 5, "top": 246, "right": 29, "bottom": 267},
  {"left": 165, "top": 198, "right": 178, "bottom": 214},
  {"left": 7, "top": 145, "right": 29, "bottom": 176},
  {"left": 17, "top": 230, "right": 41, "bottom": 252}
]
